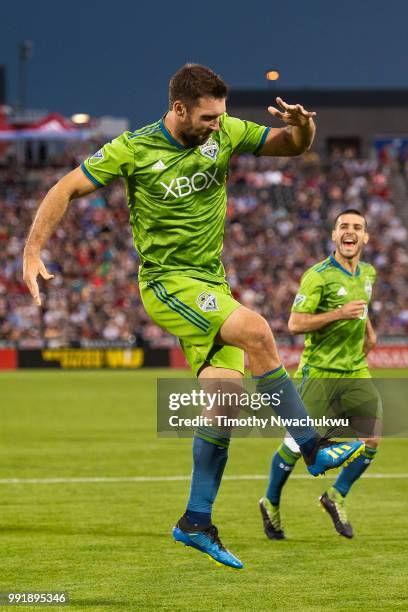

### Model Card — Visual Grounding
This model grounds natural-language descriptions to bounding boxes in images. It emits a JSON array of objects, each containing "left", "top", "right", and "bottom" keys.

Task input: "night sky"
[{"left": 2, "top": 0, "right": 408, "bottom": 128}]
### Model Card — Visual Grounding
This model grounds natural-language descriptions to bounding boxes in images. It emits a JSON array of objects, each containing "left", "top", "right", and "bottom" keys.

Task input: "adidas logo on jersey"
[
  {"left": 151, "top": 159, "right": 166, "bottom": 170},
  {"left": 337, "top": 286, "right": 348, "bottom": 296}
]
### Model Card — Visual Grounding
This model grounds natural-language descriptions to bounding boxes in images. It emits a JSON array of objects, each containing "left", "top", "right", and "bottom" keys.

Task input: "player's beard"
[
  {"left": 180, "top": 119, "right": 212, "bottom": 148},
  {"left": 180, "top": 129, "right": 211, "bottom": 148}
]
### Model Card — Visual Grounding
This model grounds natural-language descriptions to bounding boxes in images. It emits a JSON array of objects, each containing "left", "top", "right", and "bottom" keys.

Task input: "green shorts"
[
  {"left": 139, "top": 276, "right": 244, "bottom": 376},
  {"left": 295, "top": 364, "right": 383, "bottom": 424},
  {"left": 294, "top": 364, "right": 372, "bottom": 380}
]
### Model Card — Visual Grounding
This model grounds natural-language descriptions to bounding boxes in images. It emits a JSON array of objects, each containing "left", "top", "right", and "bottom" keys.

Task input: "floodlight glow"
[
  {"left": 265, "top": 70, "right": 280, "bottom": 81},
  {"left": 71, "top": 113, "right": 90, "bottom": 124}
]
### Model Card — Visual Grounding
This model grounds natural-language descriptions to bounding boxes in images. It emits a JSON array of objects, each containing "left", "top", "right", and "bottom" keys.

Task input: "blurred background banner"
[{"left": 0, "top": 345, "right": 407, "bottom": 370}]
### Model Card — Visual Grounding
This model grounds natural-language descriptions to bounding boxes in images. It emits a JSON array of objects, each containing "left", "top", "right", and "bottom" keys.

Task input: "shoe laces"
[
  {"left": 270, "top": 506, "right": 282, "bottom": 530},
  {"left": 305, "top": 435, "right": 340, "bottom": 466},
  {"left": 204, "top": 524, "right": 226, "bottom": 551},
  {"left": 318, "top": 435, "right": 340, "bottom": 449},
  {"left": 332, "top": 493, "right": 348, "bottom": 523}
]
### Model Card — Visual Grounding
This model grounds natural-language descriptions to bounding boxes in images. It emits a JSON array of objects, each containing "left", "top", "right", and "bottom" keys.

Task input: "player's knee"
[
  {"left": 360, "top": 437, "right": 379, "bottom": 448},
  {"left": 240, "top": 314, "right": 274, "bottom": 353}
]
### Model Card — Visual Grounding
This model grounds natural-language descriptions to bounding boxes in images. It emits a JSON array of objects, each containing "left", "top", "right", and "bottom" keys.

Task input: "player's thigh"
[
  {"left": 339, "top": 376, "right": 383, "bottom": 439},
  {"left": 199, "top": 365, "right": 243, "bottom": 381},
  {"left": 296, "top": 365, "right": 340, "bottom": 419},
  {"left": 217, "top": 305, "right": 278, "bottom": 353},
  {"left": 139, "top": 276, "right": 244, "bottom": 376}
]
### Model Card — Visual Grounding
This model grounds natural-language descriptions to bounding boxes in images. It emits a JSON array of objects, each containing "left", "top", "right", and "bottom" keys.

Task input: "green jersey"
[
  {"left": 81, "top": 114, "right": 269, "bottom": 282},
  {"left": 291, "top": 255, "right": 376, "bottom": 372}
]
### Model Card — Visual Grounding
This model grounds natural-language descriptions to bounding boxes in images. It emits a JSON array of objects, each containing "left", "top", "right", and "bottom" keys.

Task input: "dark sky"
[{"left": 2, "top": 0, "right": 408, "bottom": 128}]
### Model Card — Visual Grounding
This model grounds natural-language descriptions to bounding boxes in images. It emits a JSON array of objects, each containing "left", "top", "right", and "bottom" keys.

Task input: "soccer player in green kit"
[
  {"left": 23, "top": 64, "right": 364, "bottom": 569},
  {"left": 260, "top": 209, "right": 381, "bottom": 541}
]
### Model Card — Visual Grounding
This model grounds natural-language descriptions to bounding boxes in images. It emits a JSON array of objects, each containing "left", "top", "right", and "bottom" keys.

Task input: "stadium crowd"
[{"left": 0, "top": 145, "right": 407, "bottom": 348}]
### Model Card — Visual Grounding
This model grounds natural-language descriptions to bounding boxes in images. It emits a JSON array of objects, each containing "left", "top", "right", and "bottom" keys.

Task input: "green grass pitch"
[{"left": 1, "top": 369, "right": 408, "bottom": 611}]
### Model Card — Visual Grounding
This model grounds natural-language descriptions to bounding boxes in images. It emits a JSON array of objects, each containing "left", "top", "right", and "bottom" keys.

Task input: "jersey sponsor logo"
[
  {"left": 293, "top": 293, "right": 306, "bottom": 307},
  {"left": 88, "top": 149, "right": 104, "bottom": 165},
  {"left": 365, "top": 279, "right": 372, "bottom": 298},
  {"left": 337, "top": 286, "right": 348, "bottom": 296},
  {"left": 197, "top": 291, "right": 219, "bottom": 312},
  {"left": 160, "top": 168, "right": 220, "bottom": 199},
  {"left": 151, "top": 159, "right": 166, "bottom": 170},
  {"left": 199, "top": 137, "right": 219, "bottom": 161}
]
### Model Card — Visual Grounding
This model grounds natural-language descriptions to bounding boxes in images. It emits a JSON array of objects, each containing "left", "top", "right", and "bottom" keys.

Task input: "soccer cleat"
[
  {"left": 172, "top": 515, "right": 243, "bottom": 569},
  {"left": 259, "top": 497, "right": 285, "bottom": 540},
  {"left": 305, "top": 438, "right": 365, "bottom": 477},
  {"left": 320, "top": 487, "right": 353, "bottom": 539}
]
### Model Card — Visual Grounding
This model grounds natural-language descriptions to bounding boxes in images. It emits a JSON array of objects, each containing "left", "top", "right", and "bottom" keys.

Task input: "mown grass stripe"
[{"left": 0, "top": 473, "right": 405, "bottom": 485}]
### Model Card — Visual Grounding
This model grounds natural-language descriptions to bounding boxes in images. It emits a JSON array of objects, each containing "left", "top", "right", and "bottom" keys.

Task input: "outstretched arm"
[
  {"left": 23, "top": 167, "right": 98, "bottom": 305},
  {"left": 259, "top": 97, "right": 316, "bottom": 157}
]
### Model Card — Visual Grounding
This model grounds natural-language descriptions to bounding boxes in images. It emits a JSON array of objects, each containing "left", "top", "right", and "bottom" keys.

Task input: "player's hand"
[
  {"left": 337, "top": 300, "right": 367, "bottom": 320},
  {"left": 23, "top": 251, "right": 54, "bottom": 306},
  {"left": 267, "top": 97, "right": 316, "bottom": 127}
]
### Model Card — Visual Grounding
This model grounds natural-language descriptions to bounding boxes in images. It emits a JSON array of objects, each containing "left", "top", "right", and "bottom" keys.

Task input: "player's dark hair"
[
  {"left": 334, "top": 208, "right": 367, "bottom": 230},
  {"left": 169, "top": 63, "right": 228, "bottom": 109}
]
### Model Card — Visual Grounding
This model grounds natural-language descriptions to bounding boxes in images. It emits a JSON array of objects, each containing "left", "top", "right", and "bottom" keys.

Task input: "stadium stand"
[{"left": 0, "top": 147, "right": 407, "bottom": 348}]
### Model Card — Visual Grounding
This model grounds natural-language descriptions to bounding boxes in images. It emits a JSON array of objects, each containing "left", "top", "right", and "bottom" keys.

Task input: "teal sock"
[
  {"left": 334, "top": 445, "right": 377, "bottom": 497},
  {"left": 266, "top": 442, "right": 301, "bottom": 505},
  {"left": 254, "top": 365, "right": 319, "bottom": 454},
  {"left": 186, "top": 429, "right": 230, "bottom": 524}
]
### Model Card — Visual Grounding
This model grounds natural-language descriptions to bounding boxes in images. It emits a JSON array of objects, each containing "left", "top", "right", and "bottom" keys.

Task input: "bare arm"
[
  {"left": 23, "top": 167, "right": 99, "bottom": 305},
  {"left": 288, "top": 300, "right": 368, "bottom": 334},
  {"left": 364, "top": 317, "right": 377, "bottom": 355},
  {"left": 260, "top": 97, "right": 316, "bottom": 157}
]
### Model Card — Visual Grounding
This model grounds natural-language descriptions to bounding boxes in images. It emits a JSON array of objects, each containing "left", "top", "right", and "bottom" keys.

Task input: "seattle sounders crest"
[
  {"left": 197, "top": 291, "right": 219, "bottom": 312},
  {"left": 88, "top": 149, "right": 104, "bottom": 165},
  {"left": 199, "top": 137, "right": 219, "bottom": 161}
]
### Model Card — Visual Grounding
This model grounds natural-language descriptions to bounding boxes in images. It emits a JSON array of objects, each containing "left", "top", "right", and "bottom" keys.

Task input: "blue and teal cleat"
[
  {"left": 306, "top": 439, "right": 365, "bottom": 477},
  {"left": 173, "top": 515, "right": 243, "bottom": 569}
]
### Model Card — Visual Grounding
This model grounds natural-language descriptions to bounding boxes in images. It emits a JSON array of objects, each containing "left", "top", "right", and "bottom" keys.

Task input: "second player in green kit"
[{"left": 260, "top": 210, "right": 382, "bottom": 541}]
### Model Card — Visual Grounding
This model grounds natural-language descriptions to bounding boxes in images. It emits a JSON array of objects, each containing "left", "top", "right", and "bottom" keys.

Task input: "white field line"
[{"left": 0, "top": 473, "right": 407, "bottom": 485}]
